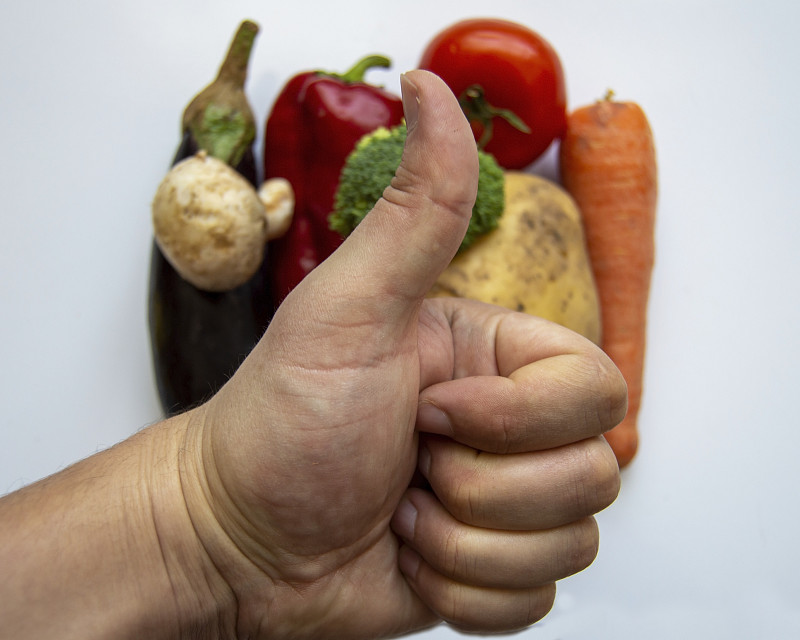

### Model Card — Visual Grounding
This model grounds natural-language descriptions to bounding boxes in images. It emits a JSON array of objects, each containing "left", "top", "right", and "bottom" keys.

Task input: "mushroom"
[
  {"left": 152, "top": 151, "right": 294, "bottom": 292},
  {"left": 259, "top": 177, "right": 294, "bottom": 240}
]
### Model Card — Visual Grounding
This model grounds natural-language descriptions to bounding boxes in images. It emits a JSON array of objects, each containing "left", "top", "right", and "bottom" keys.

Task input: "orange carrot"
[{"left": 558, "top": 93, "right": 657, "bottom": 468}]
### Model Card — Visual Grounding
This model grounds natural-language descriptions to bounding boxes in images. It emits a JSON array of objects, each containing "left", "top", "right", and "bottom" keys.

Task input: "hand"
[
  {"left": 0, "top": 70, "right": 624, "bottom": 640},
  {"left": 177, "top": 70, "right": 626, "bottom": 637}
]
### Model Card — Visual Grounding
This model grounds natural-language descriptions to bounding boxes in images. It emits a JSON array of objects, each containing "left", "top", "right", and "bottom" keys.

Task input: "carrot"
[{"left": 558, "top": 92, "right": 657, "bottom": 468}]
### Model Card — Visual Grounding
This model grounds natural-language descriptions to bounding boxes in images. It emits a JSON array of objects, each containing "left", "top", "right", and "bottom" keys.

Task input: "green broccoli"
[{"left": 328, "top": 123, "right": 505, "bottom": 252}]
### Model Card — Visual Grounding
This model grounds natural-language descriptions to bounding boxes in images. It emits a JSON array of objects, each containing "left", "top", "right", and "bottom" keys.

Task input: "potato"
[{"left": 428, "top": 171, "right": 602, "bottom": 344}]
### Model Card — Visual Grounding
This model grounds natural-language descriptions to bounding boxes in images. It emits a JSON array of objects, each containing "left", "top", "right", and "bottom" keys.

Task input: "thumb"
[{"left": 314, "top": 70, "right": 479, "bottom": 309}]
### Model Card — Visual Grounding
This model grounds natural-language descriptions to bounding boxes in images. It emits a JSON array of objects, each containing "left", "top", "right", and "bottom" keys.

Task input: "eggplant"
[{"left": 148, "top": 20, "right": 273, "bottom": 416}]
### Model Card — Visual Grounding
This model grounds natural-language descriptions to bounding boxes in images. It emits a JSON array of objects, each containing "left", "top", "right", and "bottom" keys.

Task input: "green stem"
[
  {"left": 320, "top": 54, "right": 392, "bottom": 84},
  {"left": 458, "top": 85, "right": 531, "bottom": 149},
  {"left": 181, "top": 20, "right": 259, "bottom": 167},
  {"left": 215, "top": 20, "right": 259, "bottom": 87}
]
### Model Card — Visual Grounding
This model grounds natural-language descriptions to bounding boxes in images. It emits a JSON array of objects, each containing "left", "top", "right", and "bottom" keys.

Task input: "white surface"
[{"left": 1, "top": 0, "right": 799, "bottom": 637}]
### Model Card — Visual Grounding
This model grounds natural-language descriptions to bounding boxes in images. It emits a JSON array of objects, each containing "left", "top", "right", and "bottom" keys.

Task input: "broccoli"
[{"left": 328, "top": 123, "right": 505, "bottom": 252}]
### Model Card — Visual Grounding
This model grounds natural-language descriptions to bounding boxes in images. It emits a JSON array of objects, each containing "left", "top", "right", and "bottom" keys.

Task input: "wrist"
[
  {"left": 172, "top": 402, "right": 283, "bottom": 638},
  {"left": 142, "top": 411, "right": 239, "bottom": 637}
]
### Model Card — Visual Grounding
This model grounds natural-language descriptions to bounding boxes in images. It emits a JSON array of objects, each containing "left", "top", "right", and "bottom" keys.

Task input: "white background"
[{"left": 1, "top": 0, "right": 799, "bottom": 637}]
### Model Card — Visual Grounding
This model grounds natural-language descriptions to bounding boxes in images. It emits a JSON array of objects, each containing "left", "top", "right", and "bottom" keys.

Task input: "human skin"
[{"left": 0, "top": 70, "right": 626, "bottom": 639}]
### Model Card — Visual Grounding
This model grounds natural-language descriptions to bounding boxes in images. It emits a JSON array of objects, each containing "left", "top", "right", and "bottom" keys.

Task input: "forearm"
[{"left": 0, "top": 413, "right": 232, "bottom": 639}]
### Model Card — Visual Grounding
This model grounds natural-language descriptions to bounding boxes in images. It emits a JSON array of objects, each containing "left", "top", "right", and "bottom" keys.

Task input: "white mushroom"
[
  {"left": 151, "top": 152, "right": 294, "bottom": 292},
  {"left": 259, "top": 177, "right": 294, "bottom": 241}
]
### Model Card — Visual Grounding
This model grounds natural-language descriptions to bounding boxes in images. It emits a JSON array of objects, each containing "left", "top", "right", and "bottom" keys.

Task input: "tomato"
[{"left": 419, "top": 18, "right": 567, "bottom": 169}]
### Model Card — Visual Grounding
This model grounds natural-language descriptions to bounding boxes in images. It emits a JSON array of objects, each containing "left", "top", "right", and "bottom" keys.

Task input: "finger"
[
  {"left": 417, "top": 304, "right": 628, "bottom": 452},
  {"left": 392, "top": 488, "right": 600, "bottom": 589},
  {"left": 419, "top": 435, "right": 620, "bottom": 530},
  {"left": 302, "top": 70, "right": 479, "bottom": 322},
  {"left": 397, "top": 545, "right": 556, "bottom": 634}
]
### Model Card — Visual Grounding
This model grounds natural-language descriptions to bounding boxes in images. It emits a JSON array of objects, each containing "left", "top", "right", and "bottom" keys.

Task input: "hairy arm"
[{"left": 0, "top": 415, "right": 231, "bottom": 639}]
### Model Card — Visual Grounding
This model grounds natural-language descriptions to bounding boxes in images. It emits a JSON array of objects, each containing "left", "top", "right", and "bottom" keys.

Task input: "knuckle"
[
  {"left": 486, "top": 410, "right": 516, "bottom": 454},
  {"left": 606, "top": 375, "right": 630, "bottom": 431},
  {"left": 432, "top": 446, "right": 489, "bottom": 527},
  {"left": 570, "top": 438, "right": 621, "bottom": 514},
  {"left": 528, "top": 583, "right": 558, "bottom": 625},
  {"left": 444, "top": 584, "right": 556, "bottom": 634},
  {"left": 592, "top": 440, "right": 623, "bottom": 509},
  {"left": 595, "top": 353, "right": 630, "bottom": 432},
  {"left": 574, "top": 347, "right": 629, "bottom": 435},
  {"left": 564, "top": 517, "right": 600, "bottom": 575},
  {"left": 452, "top": 472, "right": 483, "bottom": 526},
  {"left": 441, "top": 582, "right": 471, "bottom": 628},
  {"left": 441, "top": 524, "right": 471, "bottom": 580}
]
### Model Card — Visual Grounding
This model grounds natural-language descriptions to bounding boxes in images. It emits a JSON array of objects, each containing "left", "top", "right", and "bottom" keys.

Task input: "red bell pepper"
[{"left": 263, "top": 55, "right": 404, "bottom": 304}]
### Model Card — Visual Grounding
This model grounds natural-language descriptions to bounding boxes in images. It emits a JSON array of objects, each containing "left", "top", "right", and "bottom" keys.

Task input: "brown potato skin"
[{"left": 428, "top": 172, "right": 602, "bottom": 344}]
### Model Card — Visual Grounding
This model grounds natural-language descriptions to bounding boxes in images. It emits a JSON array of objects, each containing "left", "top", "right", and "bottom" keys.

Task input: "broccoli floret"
[{"left": 329, "top": 123, "right": 505, "bottom": 252}]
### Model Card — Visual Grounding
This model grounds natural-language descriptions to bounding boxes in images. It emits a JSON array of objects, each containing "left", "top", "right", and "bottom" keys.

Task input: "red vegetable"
[
  {"left": 263, "top": 55, "right": 404, "bottom": 304},
  {"left": 419, "top": 18, "right": 567, "bottom": 169}
]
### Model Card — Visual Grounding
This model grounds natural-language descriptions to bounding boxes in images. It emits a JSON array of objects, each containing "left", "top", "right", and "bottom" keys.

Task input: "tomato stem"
[{"left": 458, "top": 85, "right": 531, "bottom": 149}]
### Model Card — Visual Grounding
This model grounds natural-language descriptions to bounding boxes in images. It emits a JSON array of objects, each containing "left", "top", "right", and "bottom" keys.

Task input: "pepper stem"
[
  {"left": 458, "top": 85, "right": 531, "bottom": 149},
  {"left": 320, "top": 54, "right": 392, "bottom": 84}
]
